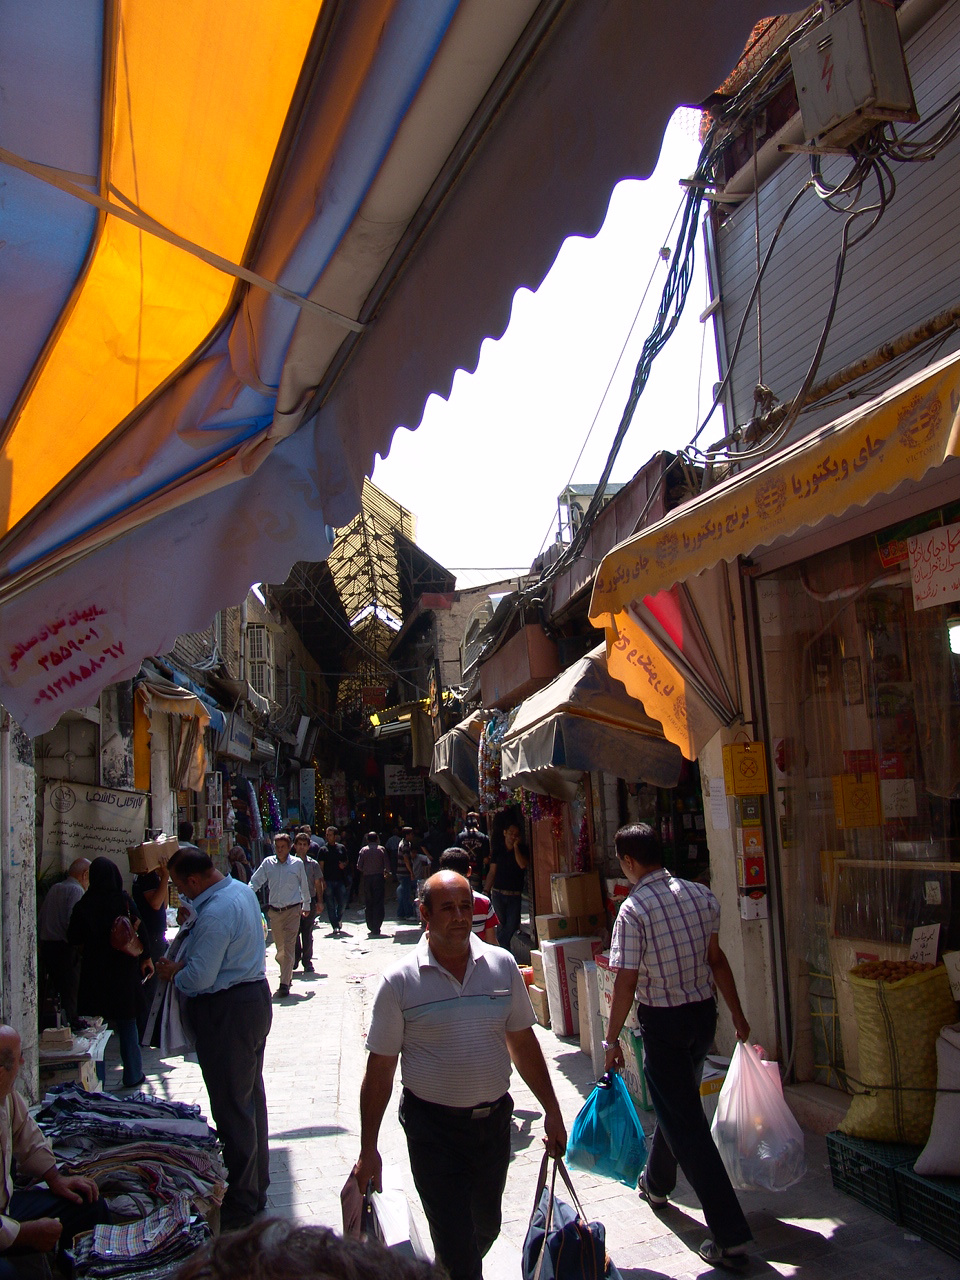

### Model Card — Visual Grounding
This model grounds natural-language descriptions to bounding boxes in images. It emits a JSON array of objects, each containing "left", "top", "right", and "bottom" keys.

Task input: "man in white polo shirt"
[{"left": 354, "top": 870, "right": 566, "bottom": 1280}]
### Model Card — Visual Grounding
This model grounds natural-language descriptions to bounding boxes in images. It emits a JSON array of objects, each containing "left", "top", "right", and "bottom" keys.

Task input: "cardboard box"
[
  {"left": 530, "top": 949, "right": 545, "bottom": 987},
  {"left": 700, "top": 1060, "right": 727, "bottom": 1123},
  {"left": 550, "top": 872, "right": 604, "bottom": 918},
  {"left": 577, "top": 913, "right": 606, "bottom": 938},
  {"left": 618, "top": 1029, "right": 652, "bottom": 1111},
  {"left": 577, "top": 961, "right": 606, "bottom": 1080},
  {"left": 541, "top": 937, "right": 604, "bottom": 1037},
  {"left": 40, "top": 1027, "right": 73, "bottom": 1049},
  {"left": 126, "top": 835, "right": 178, "bottom": 875},
  {"left": 535, "top": 913, "right": 578, "bottom": 941},
  {"left": 528, "top": 984, "right": 550, "bottom": 1028},
  {"left": 39, "top": 1057, "right": 100, "bottom": 1092},
  {"left": 595, "top": 951, "right": 640, "bottom": 1031}
]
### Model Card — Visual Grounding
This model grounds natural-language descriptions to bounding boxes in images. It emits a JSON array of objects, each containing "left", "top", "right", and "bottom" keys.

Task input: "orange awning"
[{"left": 590, "top": 349, "right": 960, "bottom": 756}]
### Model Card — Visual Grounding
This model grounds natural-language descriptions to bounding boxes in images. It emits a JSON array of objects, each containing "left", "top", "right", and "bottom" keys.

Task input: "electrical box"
[{"left": 790, "top": 0, "right": 917, "bottom": 149}]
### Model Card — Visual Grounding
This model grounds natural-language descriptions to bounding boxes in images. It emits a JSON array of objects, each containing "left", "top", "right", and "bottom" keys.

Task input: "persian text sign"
[
  {"left": 908, "top": 520, "right": 960, "bottom": 610},
  {"left": 41, "top": 782, "right": 147, "bottom": 871},
  {"left": 3, "top": 603, "right": 128, "bottom": 711},
  {"left": 590, "top": 355, "right": 960, "bottom": 624},
  {"left": 384, "top": 765, "right": 424, "bottom": 797}
]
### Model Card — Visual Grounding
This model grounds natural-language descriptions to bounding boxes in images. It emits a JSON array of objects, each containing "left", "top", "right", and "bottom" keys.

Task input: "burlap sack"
[{"left": 840, "top": 965, "right": 957, "bottom": 1144}]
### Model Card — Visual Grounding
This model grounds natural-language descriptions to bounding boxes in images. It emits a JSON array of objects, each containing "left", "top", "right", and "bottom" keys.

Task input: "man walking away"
[
  {"left": 354, "top": 870, "right": 566, "bottom": 1280},
  {"left": 395, "top": 828, "right": 417, "bottom": 921},
  {"left": 292, "top": 833, "right": 324, "bottom": 973},
  {"left": 322, "top": 826, "right": 351, "bottom": 936},
  {"left": 38, "top": 859, "right": 89, "bottom": 1030},
  {"left": 602, "top": 823, "right": 754, "bottom": 1272},
  {"left": 250, "top": 833, "right": 310, "bottom": 998},
  {"left": 157, "top": 848, "right": 271, "bottom": 1233},
  {"left": 356, "top": 832, "right": 389, "bottom": 938},
  {"left": 457, "top": 812, "right": 490, "bottom": 890}
]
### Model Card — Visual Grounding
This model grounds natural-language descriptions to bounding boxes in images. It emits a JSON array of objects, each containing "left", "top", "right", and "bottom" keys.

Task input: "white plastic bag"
[
  {"left": 366, "top": 1187, "right": 430, "bottom": 1260},
  {"left": 710, "top": 1041, "right": 806, "bottom": 1191}
]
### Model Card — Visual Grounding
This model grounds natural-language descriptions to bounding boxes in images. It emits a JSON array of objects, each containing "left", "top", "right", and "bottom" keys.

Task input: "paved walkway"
[{"left": 102, "top": 907, "right": 960, "bottom": 1279}]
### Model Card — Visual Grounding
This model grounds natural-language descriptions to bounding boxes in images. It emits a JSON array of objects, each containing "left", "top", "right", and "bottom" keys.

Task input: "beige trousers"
[{"left": 269, "top": 905, "right": 302, "bottom": 987}]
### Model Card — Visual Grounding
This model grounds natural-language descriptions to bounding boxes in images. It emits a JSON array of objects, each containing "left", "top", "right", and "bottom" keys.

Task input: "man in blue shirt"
[{"left": 156, "top": 847, "right": 271, "bottom": 1232}]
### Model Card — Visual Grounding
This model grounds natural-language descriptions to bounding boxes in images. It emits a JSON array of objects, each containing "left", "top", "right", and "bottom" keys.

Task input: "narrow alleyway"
[{"left": 100, "top": 910, "right": 958, "bottom": 1279}]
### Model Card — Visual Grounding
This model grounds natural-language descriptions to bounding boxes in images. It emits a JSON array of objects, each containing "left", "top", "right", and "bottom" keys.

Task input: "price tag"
[{"left": 909, "top": 923, "right": 940, "bottom": 964}]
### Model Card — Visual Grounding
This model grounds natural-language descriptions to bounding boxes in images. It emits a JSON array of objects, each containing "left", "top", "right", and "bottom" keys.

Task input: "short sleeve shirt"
[
  {"left": 609, "top": 869, "right": 720, "bottom": 1008},
  {"left": 366, "top": 933, "right": 535, "bottom": 1107}
]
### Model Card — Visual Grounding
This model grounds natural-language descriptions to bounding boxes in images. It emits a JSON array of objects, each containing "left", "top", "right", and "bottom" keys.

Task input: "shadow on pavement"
[
  {"left": 269, "top": 1124, "right": 349, "bottom": 1141},
  {"left": 392, "top": 928, "right": 423, "bottom": 945}
]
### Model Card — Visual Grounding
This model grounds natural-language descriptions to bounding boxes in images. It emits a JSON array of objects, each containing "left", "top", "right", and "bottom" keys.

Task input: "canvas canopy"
[{"left": 0, "top": 0, "right": 786, "bottom": 734}]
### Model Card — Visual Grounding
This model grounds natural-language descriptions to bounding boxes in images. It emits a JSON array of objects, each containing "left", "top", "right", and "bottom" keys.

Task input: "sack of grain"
[{"left": 840, "top": 963, "right": 957, "bottom": 1144}]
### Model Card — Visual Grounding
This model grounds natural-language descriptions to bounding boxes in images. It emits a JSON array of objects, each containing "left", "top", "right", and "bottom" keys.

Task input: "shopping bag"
[
  {"left": 522, "top": 1152, "right": 622, "bottom": 1280},
  {"left": 361, "top": 1180, "right": 429, "bottom": 1260},
  {"left": 566, "top": 1072, "right": 647, "bottom": 1187},
  {"left": 710, "top": 1041, "right": 806, "bottom": 1191}
]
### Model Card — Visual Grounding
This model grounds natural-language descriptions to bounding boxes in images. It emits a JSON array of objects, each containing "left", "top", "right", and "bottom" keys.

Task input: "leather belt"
[
  {"left": 403, "top": 1088, "right": 508, "bottom": 1120},
  {"left": 268, "top": 903, "right": 302, "bottom": 912}
]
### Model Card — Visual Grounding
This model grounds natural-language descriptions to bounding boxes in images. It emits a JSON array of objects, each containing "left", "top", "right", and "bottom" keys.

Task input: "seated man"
[{"left": 0, "top": 1025, "right": 105, "bottom": 1278}]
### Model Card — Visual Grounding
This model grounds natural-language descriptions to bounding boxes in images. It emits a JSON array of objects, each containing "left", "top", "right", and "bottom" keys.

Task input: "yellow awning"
[{"left": 589, "top": 349, "right": 960, "bottom": 755}]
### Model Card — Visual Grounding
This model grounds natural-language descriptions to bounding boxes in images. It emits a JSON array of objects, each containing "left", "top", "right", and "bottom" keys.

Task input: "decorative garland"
[
  {"left": 259, "top": 781, "right": 282, "bottom": 834},
  {"left": 479, "top": 712, "right": 513, "bottom": 813},
  {"left": 515, "top": 789, "right": 565, "bottom": 841},
  {"left": 241, "top": 778, "right": 262, "bottom": 842}
]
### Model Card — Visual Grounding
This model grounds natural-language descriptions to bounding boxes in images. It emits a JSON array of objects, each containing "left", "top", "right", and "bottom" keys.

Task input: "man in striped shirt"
[
  {"left": 603, "top": 823, "right": 753, "bottom": 1272},
  {"left": 354, "top": 870, "right": 566, "bottom": 1280}
]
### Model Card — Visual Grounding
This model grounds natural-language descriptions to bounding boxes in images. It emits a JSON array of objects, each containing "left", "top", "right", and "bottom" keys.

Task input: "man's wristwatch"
[{"left": 602, "top": 1040, "right": 614, "bottom": 1051}]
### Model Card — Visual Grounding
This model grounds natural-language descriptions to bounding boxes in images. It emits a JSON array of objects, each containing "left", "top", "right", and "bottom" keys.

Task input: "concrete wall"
[{"left": 0, "top": 711, "right": 39, "bottom": 1100}]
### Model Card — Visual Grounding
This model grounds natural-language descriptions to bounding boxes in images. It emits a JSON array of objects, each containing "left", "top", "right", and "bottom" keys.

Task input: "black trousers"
[
  {"left": 637, "top": 997, "right": 752, "bottom": 1249},
  {"left": 294, "top": 905, "right": 317, "bottom": 967},
  {"left": 188, "top": 979, "right": 272, "bottom": 1218},
  {"left": 362, "top": 875, "right": 385, "bottom": 935},
  {"left": 399, "top": 1090, "right": 512, "bottom": 1280},
  {"left": 0, "top": 1187, "right": 108, "bottom": 1278}
]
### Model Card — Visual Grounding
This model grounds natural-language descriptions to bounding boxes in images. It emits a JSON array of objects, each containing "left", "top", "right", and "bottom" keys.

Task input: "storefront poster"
[
  {"left": 908, "top": 519, "right": 960, "bottom": 610},
  {"left": 384, "top": 765, "right": 424, "bottom": 797},
  {"left": 41, "top": 781, "right": 147, "bottom": 873}
]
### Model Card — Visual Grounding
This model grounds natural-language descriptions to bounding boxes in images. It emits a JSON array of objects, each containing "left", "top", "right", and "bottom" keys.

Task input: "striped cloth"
[
  {"left": 609, "top": 869, "right": 720, "bottom": 1008},
  {"left": 366, "top": 933, "right": 534, "bottom": 1107}
]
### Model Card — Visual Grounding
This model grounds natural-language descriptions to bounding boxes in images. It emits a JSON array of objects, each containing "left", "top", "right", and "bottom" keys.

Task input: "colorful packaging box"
[{"left": 541, "top": 936, "right": 604, "bottom": 1037}]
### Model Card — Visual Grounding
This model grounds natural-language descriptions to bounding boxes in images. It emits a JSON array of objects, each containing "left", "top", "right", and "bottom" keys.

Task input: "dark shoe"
[
  {"left": 698, "top": 1240, "right": 750, "bottom": 1272},
  {"left": 638, "top": 1170, "right": 668, "bottom": 1207},
  {"left": 274, "top": 985, "right": 290, "bottom": 999},
  {"left": 219, "top": 1208, "right": 256, "bottom": 1233},
  {"left": 302, "top": 961, "right": 315, "bottom": 972}
]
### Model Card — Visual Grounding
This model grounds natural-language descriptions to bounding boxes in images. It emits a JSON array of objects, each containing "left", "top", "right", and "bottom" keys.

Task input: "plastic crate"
[
  {"left": 895, "top": 1167, "right": 960, "bottom": 1260},
  {"left": 825, "top": 1132, "right": 921, "bottom": 1222}
]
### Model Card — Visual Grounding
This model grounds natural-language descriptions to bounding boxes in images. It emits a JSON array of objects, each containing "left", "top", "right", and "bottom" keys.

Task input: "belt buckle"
[{"left": 470, "top": 1104, "right": 493, "bottom": 1119}]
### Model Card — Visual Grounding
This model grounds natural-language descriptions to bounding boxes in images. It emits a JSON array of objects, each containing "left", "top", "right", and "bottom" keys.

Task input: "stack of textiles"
[
  {"left": 71, "top": 1193, "right": 209, "bottom": 1280},
  {"left": 34, "top": 1087, "right": 225, "bottom": 1276}
]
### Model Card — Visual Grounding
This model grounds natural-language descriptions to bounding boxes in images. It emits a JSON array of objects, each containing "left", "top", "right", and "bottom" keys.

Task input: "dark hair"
[
  {"left": 178, "top": 821, "right": 194, "bottom": 843},
  {"left": 439, "top": 847, "right": 471, "bottom": 876},
  {"left": 614, "top": 822, "right": 664, "bottom": 868},
  {"left": 175, "top": 1219, "right": 444, "bottom": 1280},
  {"left": 274, "top": 832, "right": 292, "bottom": 845},
  {"left": 366, "top": 832, "right": 378, "bottom": 841},
  {"left": 168, "top": 848, "right": 215, "bottom": 878}
]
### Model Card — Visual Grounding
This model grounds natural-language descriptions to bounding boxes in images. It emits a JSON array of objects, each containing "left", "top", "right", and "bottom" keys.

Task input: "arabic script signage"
[
  {"left": 41, "top": 782, "right": 147, "bottom": 875},
  {"left": 908, "top": 519, "right": 960, "bottom": 611}
]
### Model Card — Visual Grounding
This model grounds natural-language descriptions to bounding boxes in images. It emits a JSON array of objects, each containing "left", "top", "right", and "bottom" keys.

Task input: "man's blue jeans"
[
  {"left": 396, "top": 877, "right": 416, "bottom": 920},
  {"left": 325, "top": 880, "right": 349, "bottom": 930},
  {"left": 491, "top": 891, "right": 522, "bottom": 952},
  {"left": 116, "top": 1016, "right": 143, "bottom": 1086}
]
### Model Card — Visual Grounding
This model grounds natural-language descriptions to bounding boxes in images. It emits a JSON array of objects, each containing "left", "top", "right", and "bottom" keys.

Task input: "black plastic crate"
[
  {"left": 895, "top": 1167, "right": 960, "bottom": 1260},
  {"left": 826, "top": 1131, "right": 921, "bottom": 1222}
]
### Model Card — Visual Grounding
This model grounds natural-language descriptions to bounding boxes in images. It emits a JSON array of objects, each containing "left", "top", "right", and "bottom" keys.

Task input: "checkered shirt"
[{"left": 609, "top": 869, "right": 720, "bottom": 1008}]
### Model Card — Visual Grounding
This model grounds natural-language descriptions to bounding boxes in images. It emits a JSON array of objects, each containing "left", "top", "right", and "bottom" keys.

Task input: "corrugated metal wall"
[{"left": 716, "top": 1, "right": 960, "bottom": 441}]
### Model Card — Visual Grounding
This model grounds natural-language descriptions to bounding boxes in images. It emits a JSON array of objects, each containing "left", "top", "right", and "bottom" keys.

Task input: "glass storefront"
[{"left": 757, "top": 508, "right": 960, "bottom": 1088}]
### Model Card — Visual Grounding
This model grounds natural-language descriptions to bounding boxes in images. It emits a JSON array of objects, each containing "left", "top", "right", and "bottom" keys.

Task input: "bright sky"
[{"left": 372, "top": 108, "right": 720, "bottom": 591}]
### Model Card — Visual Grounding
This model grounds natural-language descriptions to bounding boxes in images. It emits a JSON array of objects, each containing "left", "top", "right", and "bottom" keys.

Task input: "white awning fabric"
[{"left": 431, "top": 711, "right": 484, "bottom": 810}]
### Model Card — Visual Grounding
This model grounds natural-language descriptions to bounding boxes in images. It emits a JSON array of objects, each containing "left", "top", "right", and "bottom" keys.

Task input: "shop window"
[{"left": 757, "top": 518, "right": 960, "bottom": 1089}]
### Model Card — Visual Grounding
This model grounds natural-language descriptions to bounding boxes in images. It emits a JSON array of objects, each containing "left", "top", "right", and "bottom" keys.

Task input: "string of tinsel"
[{"left": 515, "top": 789, "right": 564, "bottom": 841}]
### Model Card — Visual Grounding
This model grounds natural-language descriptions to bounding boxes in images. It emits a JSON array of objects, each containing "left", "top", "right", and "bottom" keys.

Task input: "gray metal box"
[{"left": 790, "top": 0, "right": 917, "bottom": 148}]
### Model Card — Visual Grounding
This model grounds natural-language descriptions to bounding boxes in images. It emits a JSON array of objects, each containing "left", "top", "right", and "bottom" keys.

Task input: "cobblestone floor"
[{"left": 100, "top": 907, "right": 960, "bottom": 1279}]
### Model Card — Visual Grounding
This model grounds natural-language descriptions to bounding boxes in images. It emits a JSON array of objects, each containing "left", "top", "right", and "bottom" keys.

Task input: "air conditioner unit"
[
  {"left": 790, "top": 0, "right": 917, "bottom": 149},
  {"left": 249, "top": 661, "right": 275, "bottom": 701}
]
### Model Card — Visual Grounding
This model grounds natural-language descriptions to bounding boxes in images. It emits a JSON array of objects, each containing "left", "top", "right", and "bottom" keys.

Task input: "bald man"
[
  {"left": 37, "top": 859, "right": 89, "bottom": 1030},
  {"left": 355, "top": 871, "right": 566, "bottom": 1280},
  {"left": 0, "top": 1026, "right": 104, "bottom": 1277}
]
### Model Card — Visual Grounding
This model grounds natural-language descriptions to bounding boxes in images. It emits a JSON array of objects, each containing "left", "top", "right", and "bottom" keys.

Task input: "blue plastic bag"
[{"left": 566, "top": 1072, "right": 647, "bottom": 1187}]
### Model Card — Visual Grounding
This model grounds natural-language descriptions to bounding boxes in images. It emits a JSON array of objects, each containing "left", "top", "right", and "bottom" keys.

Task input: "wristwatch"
[{"left": 602, "top": 1040, "right": 614, "bottom": 1051}]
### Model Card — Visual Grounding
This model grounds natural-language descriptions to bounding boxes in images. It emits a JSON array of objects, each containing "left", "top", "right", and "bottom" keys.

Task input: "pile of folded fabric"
[
  {"left": 71, "top": 1193, "right": 209, "bottom": 1280},
  {"left": 35, "top": 1086, "right": 225, "bottom": 1276}
]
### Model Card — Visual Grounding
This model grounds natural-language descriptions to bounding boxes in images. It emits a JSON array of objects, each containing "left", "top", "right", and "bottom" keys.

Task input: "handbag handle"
[{"left": 528, "top": 1152, "right": 589, "bottom": 1280}]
